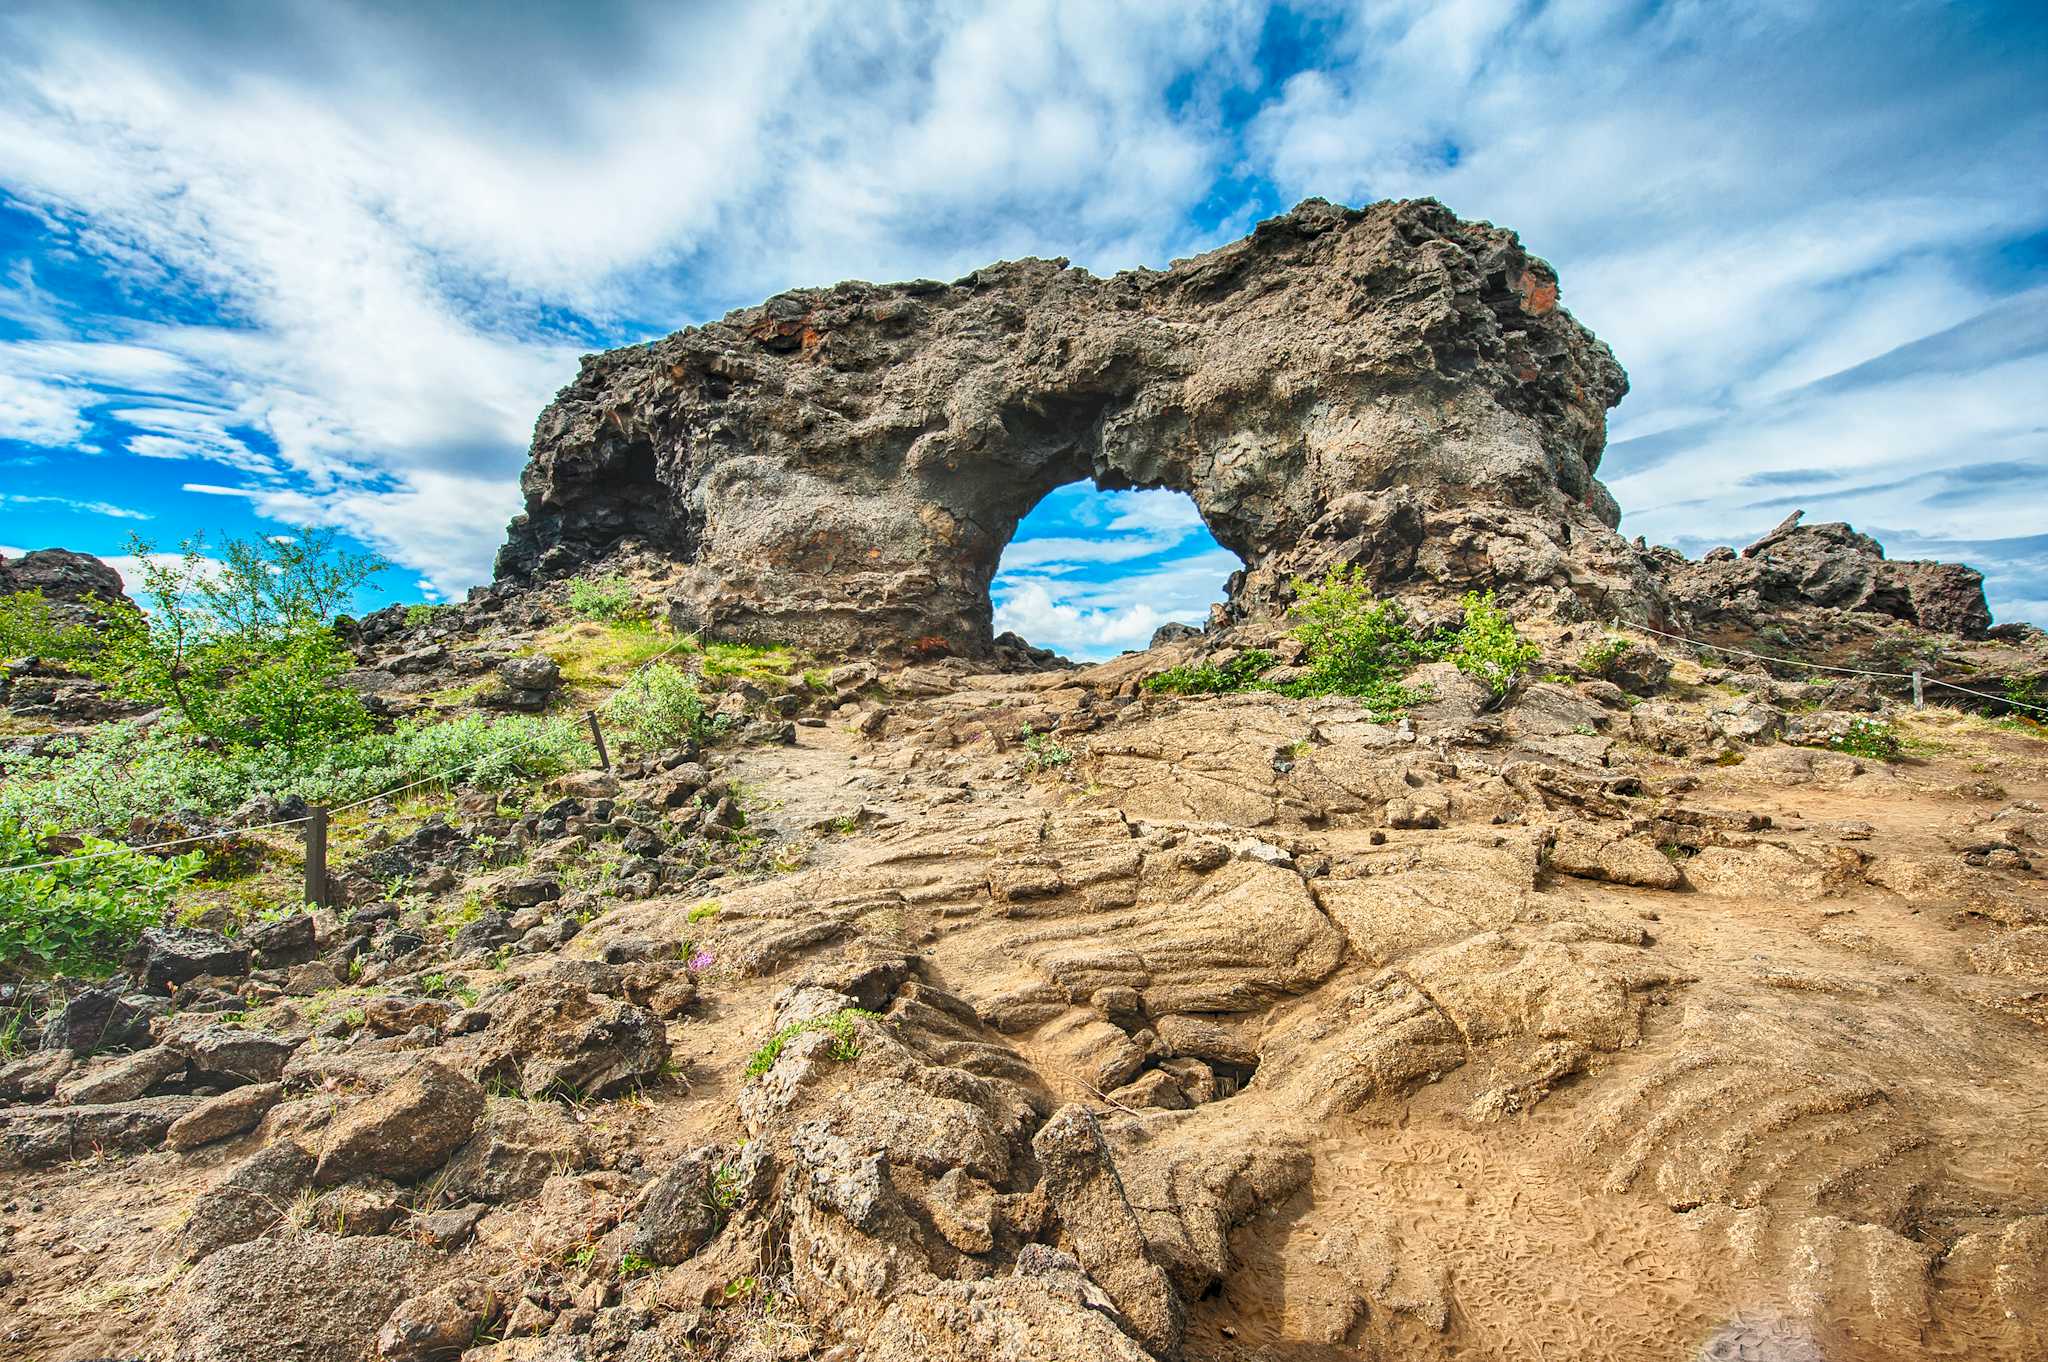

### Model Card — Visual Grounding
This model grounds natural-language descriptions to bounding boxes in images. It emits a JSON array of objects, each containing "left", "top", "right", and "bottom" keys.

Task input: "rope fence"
[
  {"left": 0, "top": 628, "right": 704, "bottom": 883},
  {"left": 1612, "top": 617, "right": 2048, "bottom": 716},
  {"left": 4, "top": 615, "right": 2038, "bottom": 884}
]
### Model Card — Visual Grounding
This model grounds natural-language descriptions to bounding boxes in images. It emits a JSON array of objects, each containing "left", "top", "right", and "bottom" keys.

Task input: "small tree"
[
  {"left": 89, "top": 529, "right": 386, "bottom": 753},
  {"left": 1450, "top": 591, "right": 1541, "bottom": 704}
]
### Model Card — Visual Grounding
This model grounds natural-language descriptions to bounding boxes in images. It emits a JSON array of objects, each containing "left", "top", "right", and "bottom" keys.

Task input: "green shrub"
[
  {"left": 567, "top": 574, "right": 640, "bottom": 623},
  {"left": 404, "top": 603, "right": 456, "bottom": 628},
  {"left": 605, "top": 662, "right": 721, "bottom": 750},
  {"left": 88, "top": 529, "right": 385, "bottom": 754},
  {"left": 1020, "top": 725, "right": 1073, "bottom": 769},
  {"left": 1141, "top": 649, "right": 1276, "bottom": 695},
  {"left": 1, "top": 815, "right": 205, "bottom": 975},
  {"left": 1449, "top": 591, "right": 1542, "bottom": 702},
  {"left": 1827, "top": 717, "right": 1904, "bottom": 762},
  {"left": 744, "top": 1007, "right": 878, "bottom": 1078},
  {"left": 0, "top": 711, "right": 589, "bottom": 833},
  {"left": 0, "top": 590, "right": 100, "bottom": 664},
  {"left": 1575, "top": 634, "right": 1633, "bottom": 679},
  {"left": 1282, "top": 567, "right": 1449, "bottom": 716}
]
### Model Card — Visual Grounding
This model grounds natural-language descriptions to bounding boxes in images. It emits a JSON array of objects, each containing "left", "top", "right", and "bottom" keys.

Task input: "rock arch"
[{"left": 497, "top": 197, "right": 1656, "bottom": 655}]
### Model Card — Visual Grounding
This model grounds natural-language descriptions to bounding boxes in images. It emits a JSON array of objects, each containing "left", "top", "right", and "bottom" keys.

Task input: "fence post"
[
  {"left": 586, "top": 711, "right": 611, "bottom": 771},
  {"left": 1912, "top": 670, "right": 1923, "bottom": 708},
  {"left": 304, "top": 805, "right": 329, "bottom": 909}
]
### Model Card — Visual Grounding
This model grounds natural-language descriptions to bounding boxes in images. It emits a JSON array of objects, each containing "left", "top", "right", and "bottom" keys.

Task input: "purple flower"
[{"left": 686, "top": 949, "right": 715, "bottom": 974}]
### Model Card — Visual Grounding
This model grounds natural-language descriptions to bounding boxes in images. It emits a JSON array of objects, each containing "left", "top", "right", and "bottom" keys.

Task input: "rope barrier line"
[
  {"left": 1613, "top": 617, "right": 2048, "bottom": 716},
  {"left": 1, "top": 627, "right": 710, "bottom": 877},
  {"left": 0, "top": 813, "right": 317, "bottom": 877}
]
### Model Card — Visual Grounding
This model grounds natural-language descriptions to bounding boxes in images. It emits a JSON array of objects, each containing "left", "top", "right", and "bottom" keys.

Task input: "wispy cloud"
[
  {"left": 0, "top": 0, "right": 2040, "bottom": 623},
  {"left": 0, "top": 490, "right": 147, "bottom": 519}
]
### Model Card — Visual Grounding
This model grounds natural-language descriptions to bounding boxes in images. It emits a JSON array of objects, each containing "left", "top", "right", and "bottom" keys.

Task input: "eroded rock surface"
[{"left": 498, "top": 197, "right": 1649, "bottom": 652}]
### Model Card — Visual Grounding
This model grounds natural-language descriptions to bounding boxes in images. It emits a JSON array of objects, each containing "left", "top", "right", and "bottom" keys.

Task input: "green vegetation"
[
  {"left": 1019, "top": 725, "right": 1074, "bottom": 770},
  {"left": 1574, "top": 634, "right": 1634, "bottom": 679},
  {"left": 404, "top": 603, "right": 456, "bottom": 628},
  {"left": 617, "top": 1252, "right": 655, "bottom": 1280},
  {"left": 1826, "top": 717, "right": 1904, "bottom": 762},
  {"left": 90, "top": 529, "right": 386, "bottom": 755},
  {"left": 708, "top": 1159, "right": 745, "bottom": 1213},
  {"left": 0, "top": 1001, "right": 32, "bottom": 1058},
  {"left": 567, "top": 573, "right": 642, "bottom": 623},
  {"left": 1140, "top": 649, "right": 1277, "bottom": 695},
  {"left": 1, "top": 816, "right": 205, "bottom": 974},
  {"left": 605, "top": 662, "right": 723, "bottom": 750},
  {"left": 699, "top": 640, "right": 794, "bottom": 684},
  {"left": 1448, "top": 590, "right": 1543, "bottom": 702},
  {"left": 0, "top": 590, "right": 100, "bottom": 664},
  {"left": 743, "top": 1007, "right": 878, "bottom": 1078},
  {"left": 687, "top": 899, "right": 722, "bottom": 924},
  {"left": 0, "top": 711, "right": 589, "bottom": 834},
  {"left": 2006, "top": 673, "right": 2045, "bottom": 713},
  {"left": 1134, "top": 570, "right": 1547, "bottom": 721}
]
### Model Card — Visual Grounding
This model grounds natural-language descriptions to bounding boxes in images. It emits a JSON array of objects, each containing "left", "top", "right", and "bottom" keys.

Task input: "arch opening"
[{"left": 988, "top": 480, "right": 1244, "bottom": 661}]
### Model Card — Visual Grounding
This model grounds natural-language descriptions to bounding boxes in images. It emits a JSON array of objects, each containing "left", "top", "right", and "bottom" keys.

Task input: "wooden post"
[
  {"left": 304, "top": 805, "right": 329, "bottom": 909},
  {"left": 1912, "top": 670, "right": 1923, "bottom": 708},
  {"left": 586, "top": 711, "right": 611, "bottom": 771}
]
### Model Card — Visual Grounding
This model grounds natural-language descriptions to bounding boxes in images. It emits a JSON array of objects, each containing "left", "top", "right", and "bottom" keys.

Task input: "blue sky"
[{"left": 1, "top": 1, "right": 2043, "bottom": 660}]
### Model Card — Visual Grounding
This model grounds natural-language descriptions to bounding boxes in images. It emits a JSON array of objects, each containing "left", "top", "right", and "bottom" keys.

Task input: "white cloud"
[
  {"left": 994, "top": 547, "right": 1242, "bottom": 658},
  {"left": 0, "top": 370, "right": 87, "bottom": 444},
  {"left": 0, "top": 491, "right": 149, "bottom": 519},
  {"left": 0, "top": 0, "right": 2040, "bottom": 619}
]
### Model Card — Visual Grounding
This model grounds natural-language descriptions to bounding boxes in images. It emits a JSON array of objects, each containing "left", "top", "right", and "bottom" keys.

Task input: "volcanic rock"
[{"left": 497, "top": 198, "right": 1645, "bottom": 652}]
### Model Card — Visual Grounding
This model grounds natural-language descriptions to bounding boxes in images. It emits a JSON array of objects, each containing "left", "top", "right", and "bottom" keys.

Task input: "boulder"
[
  {"left": 246, "top": 912, "right": 318, "bottom": 966},
  {"left": 438, "top": 1098, "right": 593, "bottom": 1204},
  {"left": 167, "top": 1082, "right": 284, "bottom": 1152},
  {"left": 1031, "top": 1105, "right": 1183, "bottom": 1356},
  {"left": 0, "top": 1095, "right": 202, "bottom": 1168},
  {"left": 169, "top": 1233, "right": 423, "bottom": 1362},
  {"left": 313, "top": 1059, "right": 486, "bottom": 1186},
  {"left": 473, "top": 981, "right": 669, "bottom": 1098},
  {"left": 631, "top": 1146, "right": 727, "bottom": 1266},
  {"left": 167, "top": 1025, "right": 300, "bottom": 1085},
  {"left": 0, "top": 547, "right": 129, "bottom": 618},
  {"left": 179, "top": 1140, "right": 318, "bottom": 1261},
  {"left": 1547, "top": 824, "right": 1686, "bottom": 890},
  {"left": 0, "top": 1049, "right": 73, "bottom": 1101},
  {"left": 360, "top": 996, "right": 456, "bottom": 1036},
  {"left": 54, "top": 1044, "right": 183, "bottom": 1105},
  {"left": 376, "top": 1281, "right": 499, "bottom": 1361},
  {"left": 43, "top": 984, "right": 167, "bottom": 1054},
  {"left": 126, "top": 927, "right": 251, "bottom": 994}
]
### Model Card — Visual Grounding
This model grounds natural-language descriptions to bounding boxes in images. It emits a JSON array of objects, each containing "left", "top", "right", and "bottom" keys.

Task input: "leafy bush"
[
  {"left": 1827, "top": 717, "right": 1904, "bottom": 762},
  {"left": 0, "top": 712, "right": 590, "bottom": 833},
  {"left": 605, "top": 663, "right": 721, "bottom": 750},
  {"left": 0, "top": 590, "right": 100, "bottom": 664},
  {"left": 1142, "top": 649, "right": 1276, "bottom": 695},
  {"left": 89, "top": 529, "right": 386, "bottom": 754},
  {"left": 567, "top": 574, "right": 641, "bottom": 623},
  {"left": 376, "top": 713, "right": 591, "bottom": 792},
  {"left": 404, "top": 603, "right": 456, "bottom": 628},
  {"left": 1575, "top": 634, "right": 1633, "bottom": 679},
  {"left": 1, "top": 815, "right": 205, "bottom": 974},
  {"left": 1449, "top": 591, "right": 1542, "bottom": 702},
  {"left": 1283, "top": 567, "right": 1449, "bottom": 715}
]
